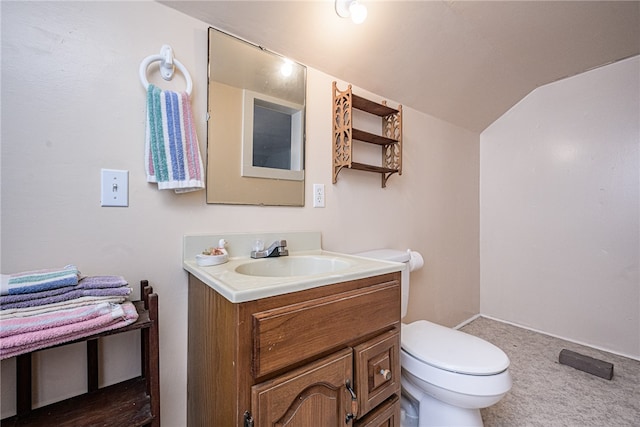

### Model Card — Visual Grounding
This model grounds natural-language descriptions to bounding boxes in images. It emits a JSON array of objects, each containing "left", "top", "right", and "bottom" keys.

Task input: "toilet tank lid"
[
  {"left": 402, "top": 320, "right": 510, "bottom": 375},
  {"left": 355, "top": 249, "right": 411, "bottom": 263}
]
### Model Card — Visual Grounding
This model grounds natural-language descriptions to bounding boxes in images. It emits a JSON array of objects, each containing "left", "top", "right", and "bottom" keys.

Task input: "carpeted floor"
[{"left": 460, "top": 317, "right": 640, "bottom": 427}]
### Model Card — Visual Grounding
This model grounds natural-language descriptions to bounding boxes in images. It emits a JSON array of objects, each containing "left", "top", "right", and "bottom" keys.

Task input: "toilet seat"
[
  {"left": 402, "top": 320, "right": 509, "bottom": 375},
  {"left": 401, "top": 348, "right": 512, "bottom": 399}
]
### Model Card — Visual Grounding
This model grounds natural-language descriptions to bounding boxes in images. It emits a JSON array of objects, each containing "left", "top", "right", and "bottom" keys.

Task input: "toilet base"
[
  {"left": 402, "top": 374, "right": 485, "bottom": 427},
  {"left": 418, "top": 393, "right": 483, "bottom": 427}
]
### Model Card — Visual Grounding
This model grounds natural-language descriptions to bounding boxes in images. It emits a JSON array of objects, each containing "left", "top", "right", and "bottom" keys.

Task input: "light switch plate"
[{"left": 101, "top": 169, "right": 128, "bottom": 207}]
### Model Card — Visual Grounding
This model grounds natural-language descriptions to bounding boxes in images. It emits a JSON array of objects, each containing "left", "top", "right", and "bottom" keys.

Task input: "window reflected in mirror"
[{"left": 242, "top": 90, "right": 304, "bottom": 181}]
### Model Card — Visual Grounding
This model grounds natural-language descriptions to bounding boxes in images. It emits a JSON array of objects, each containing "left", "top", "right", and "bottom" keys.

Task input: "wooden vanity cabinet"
[{"left": 187, "top": 271, "right": 402, "bottom": 427}]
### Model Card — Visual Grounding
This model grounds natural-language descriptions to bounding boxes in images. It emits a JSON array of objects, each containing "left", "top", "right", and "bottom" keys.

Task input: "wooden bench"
[{"left": 1, "top": 280, "right": 160, "bottom": 427}]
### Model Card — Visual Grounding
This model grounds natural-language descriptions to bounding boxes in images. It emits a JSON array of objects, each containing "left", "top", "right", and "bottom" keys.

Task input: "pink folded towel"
[
  {"left": 0, "top": 302, "right": 114, "bottom": 338},
  {"left": 0, "top": 302, "right": 138, "bottom": 360}
]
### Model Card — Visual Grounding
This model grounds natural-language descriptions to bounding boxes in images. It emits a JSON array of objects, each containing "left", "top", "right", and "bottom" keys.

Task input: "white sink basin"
[
  {"left": 184, "top": 233, "right": 405, "bottom": 302},
  {"left": 235, "top": 255, "right": 351, "bottom": 277}
]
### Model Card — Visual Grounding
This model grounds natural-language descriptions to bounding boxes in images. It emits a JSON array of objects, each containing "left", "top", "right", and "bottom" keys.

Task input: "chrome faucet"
[{"left": 251, "top": 239, "right": 289, "bottom": 258}]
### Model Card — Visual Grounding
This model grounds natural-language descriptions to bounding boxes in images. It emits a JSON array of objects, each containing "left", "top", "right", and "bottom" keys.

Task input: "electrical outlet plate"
[
  {"left": 101, "top": 169, "right": 129, "bottom": 207},
  {"left": 313, "top": 184, "right": 325, "bottom": 208}
]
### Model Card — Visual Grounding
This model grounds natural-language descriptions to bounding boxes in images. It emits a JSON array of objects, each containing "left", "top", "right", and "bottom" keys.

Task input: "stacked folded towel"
[
  {"left": 0, "top": 267, "right": 138, "bottom": 360},
  {"left": 1, "top": 265, "right": 80, "bottom": 295}
]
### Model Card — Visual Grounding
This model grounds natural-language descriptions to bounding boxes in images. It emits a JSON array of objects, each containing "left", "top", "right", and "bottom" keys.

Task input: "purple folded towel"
[
  {"left": 0, "top": 286, "right": 75, "bottom": 304},
  {"left": 1, "top": 287, "right": 131, "bottom": 310},
  {"left": 78, "top": 276, "right": 128, "bottom": 288},
  {"left": 0, "top": 276, "right": 129, "bottom": 306}
]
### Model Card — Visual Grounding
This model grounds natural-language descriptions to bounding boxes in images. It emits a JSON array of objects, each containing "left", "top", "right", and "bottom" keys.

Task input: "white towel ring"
[{"left": 139, "top": 45, "right": 193, "bottom": 95}]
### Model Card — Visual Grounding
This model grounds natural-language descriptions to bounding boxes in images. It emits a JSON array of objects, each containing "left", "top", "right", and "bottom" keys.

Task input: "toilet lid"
[{"left": 402, "top": 320, "right": 510, "bottom": 375}]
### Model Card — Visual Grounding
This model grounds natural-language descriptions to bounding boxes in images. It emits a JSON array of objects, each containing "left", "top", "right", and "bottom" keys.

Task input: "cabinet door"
[{"left": 251, "top": 348, "right": 355, "bottom": 427}]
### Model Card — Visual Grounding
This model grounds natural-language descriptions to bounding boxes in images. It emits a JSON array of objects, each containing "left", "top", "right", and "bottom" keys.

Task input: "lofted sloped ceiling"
[{"left": 161, "top": 1, "right": 640, "bottom": 132}]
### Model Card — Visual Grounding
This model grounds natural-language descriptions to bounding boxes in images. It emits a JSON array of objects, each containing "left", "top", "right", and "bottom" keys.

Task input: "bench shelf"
[{"left": 1, "top": 280, "right": 160, "bottom": 427}]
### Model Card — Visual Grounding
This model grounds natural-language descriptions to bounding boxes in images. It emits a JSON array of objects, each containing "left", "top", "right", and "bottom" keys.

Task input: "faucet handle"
[{"left": 277, "top": 240, "right": 288, "bottom": 255}]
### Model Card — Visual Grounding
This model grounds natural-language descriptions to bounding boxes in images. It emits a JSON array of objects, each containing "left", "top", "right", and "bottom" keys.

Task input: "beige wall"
[
  {"left": 480, "top": 56, "right": 640, "bottom": 359},
  {"left": 0, "top": 1, "right": 480, "bottom": 424}
]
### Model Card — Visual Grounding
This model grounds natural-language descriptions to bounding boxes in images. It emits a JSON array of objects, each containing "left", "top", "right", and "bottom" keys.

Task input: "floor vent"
[{"left": 559, "top": 349, "right": 614, "bottom": 380}]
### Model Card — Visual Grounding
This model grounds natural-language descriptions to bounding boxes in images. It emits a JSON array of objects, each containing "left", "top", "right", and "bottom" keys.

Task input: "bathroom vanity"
[{"left": 184, "top": 233, "right": 404, "bottom": 426}]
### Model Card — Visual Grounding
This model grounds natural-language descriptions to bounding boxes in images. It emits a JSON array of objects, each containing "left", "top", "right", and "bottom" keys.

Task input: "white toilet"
[{"left": 356, "top": 249, "right": 512, "bottom": 427}]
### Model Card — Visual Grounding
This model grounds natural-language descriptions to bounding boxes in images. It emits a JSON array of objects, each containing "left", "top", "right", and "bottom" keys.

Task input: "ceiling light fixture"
[{"left": 335, "top": 0, "right": 368, "bottom": 24}]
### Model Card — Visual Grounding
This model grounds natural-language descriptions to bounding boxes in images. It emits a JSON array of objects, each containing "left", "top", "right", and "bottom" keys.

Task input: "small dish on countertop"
[
  {"left": 196, "top": 252, "right": 229, "bottom": 267},
  {"left": 196, "top": 239, "right": 229, "bottom": 266}
]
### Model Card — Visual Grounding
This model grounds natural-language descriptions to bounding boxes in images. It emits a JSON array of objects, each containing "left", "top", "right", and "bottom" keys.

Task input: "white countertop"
[{"left": 183, "top": 232, "right": 404, "bottom": 303}]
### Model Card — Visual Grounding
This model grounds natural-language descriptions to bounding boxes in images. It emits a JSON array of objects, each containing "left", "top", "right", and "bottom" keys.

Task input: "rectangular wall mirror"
[{"left": 207, "top": 28, "right": 307, "bottom": 206}]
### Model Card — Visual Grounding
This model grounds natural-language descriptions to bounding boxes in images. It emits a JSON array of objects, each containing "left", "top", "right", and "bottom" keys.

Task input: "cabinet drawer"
[
  {"left": 354, "top": 329, "right": 401, "bottom": 416},
  {"left": 252, "top": 281, "right": 400, "bottom": 378},
  {"left": 354, "top": 395, "right": 400, "bottom": 427}
]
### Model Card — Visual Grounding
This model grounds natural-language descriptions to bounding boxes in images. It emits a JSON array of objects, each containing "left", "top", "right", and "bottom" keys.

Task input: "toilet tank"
[{"left": 355, "top": 249, "right": 411, "bottom": 318}]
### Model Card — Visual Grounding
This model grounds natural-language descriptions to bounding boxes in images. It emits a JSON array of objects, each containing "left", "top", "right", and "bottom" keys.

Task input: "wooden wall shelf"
[{"left": 333, "top": 82, "right": 403, "bottom": 188}]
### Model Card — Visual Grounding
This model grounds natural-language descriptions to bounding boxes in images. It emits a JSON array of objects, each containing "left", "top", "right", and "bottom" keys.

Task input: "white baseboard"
[
  {"left": 476, "top": 314, "right": 640, "bottom": 362},
  {"left": 453, "top": 313, "right": 481, "bottom": 330}
]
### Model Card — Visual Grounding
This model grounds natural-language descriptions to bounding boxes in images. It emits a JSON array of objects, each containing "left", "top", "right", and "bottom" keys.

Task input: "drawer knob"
[{"left": 379, "top": 369, "right": 392, "bottom": 380}]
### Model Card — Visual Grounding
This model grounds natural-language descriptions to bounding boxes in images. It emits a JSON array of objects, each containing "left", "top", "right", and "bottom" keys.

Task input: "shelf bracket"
[{"left": 382, "top": 171, "right": 399, "bottom": 188}]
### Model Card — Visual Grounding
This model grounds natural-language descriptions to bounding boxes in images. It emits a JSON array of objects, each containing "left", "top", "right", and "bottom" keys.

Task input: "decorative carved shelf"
[{"left": 333, "top": 82, "right": 403, "bottom": 188}]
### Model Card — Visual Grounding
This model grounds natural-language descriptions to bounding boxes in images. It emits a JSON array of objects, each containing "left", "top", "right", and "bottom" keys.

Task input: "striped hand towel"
[
  {"left": 1, "top": 265, "right": 80, "bottom": 296},
  {"left": 145, "top": 84, "right": 205, "bottom": 193}
]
